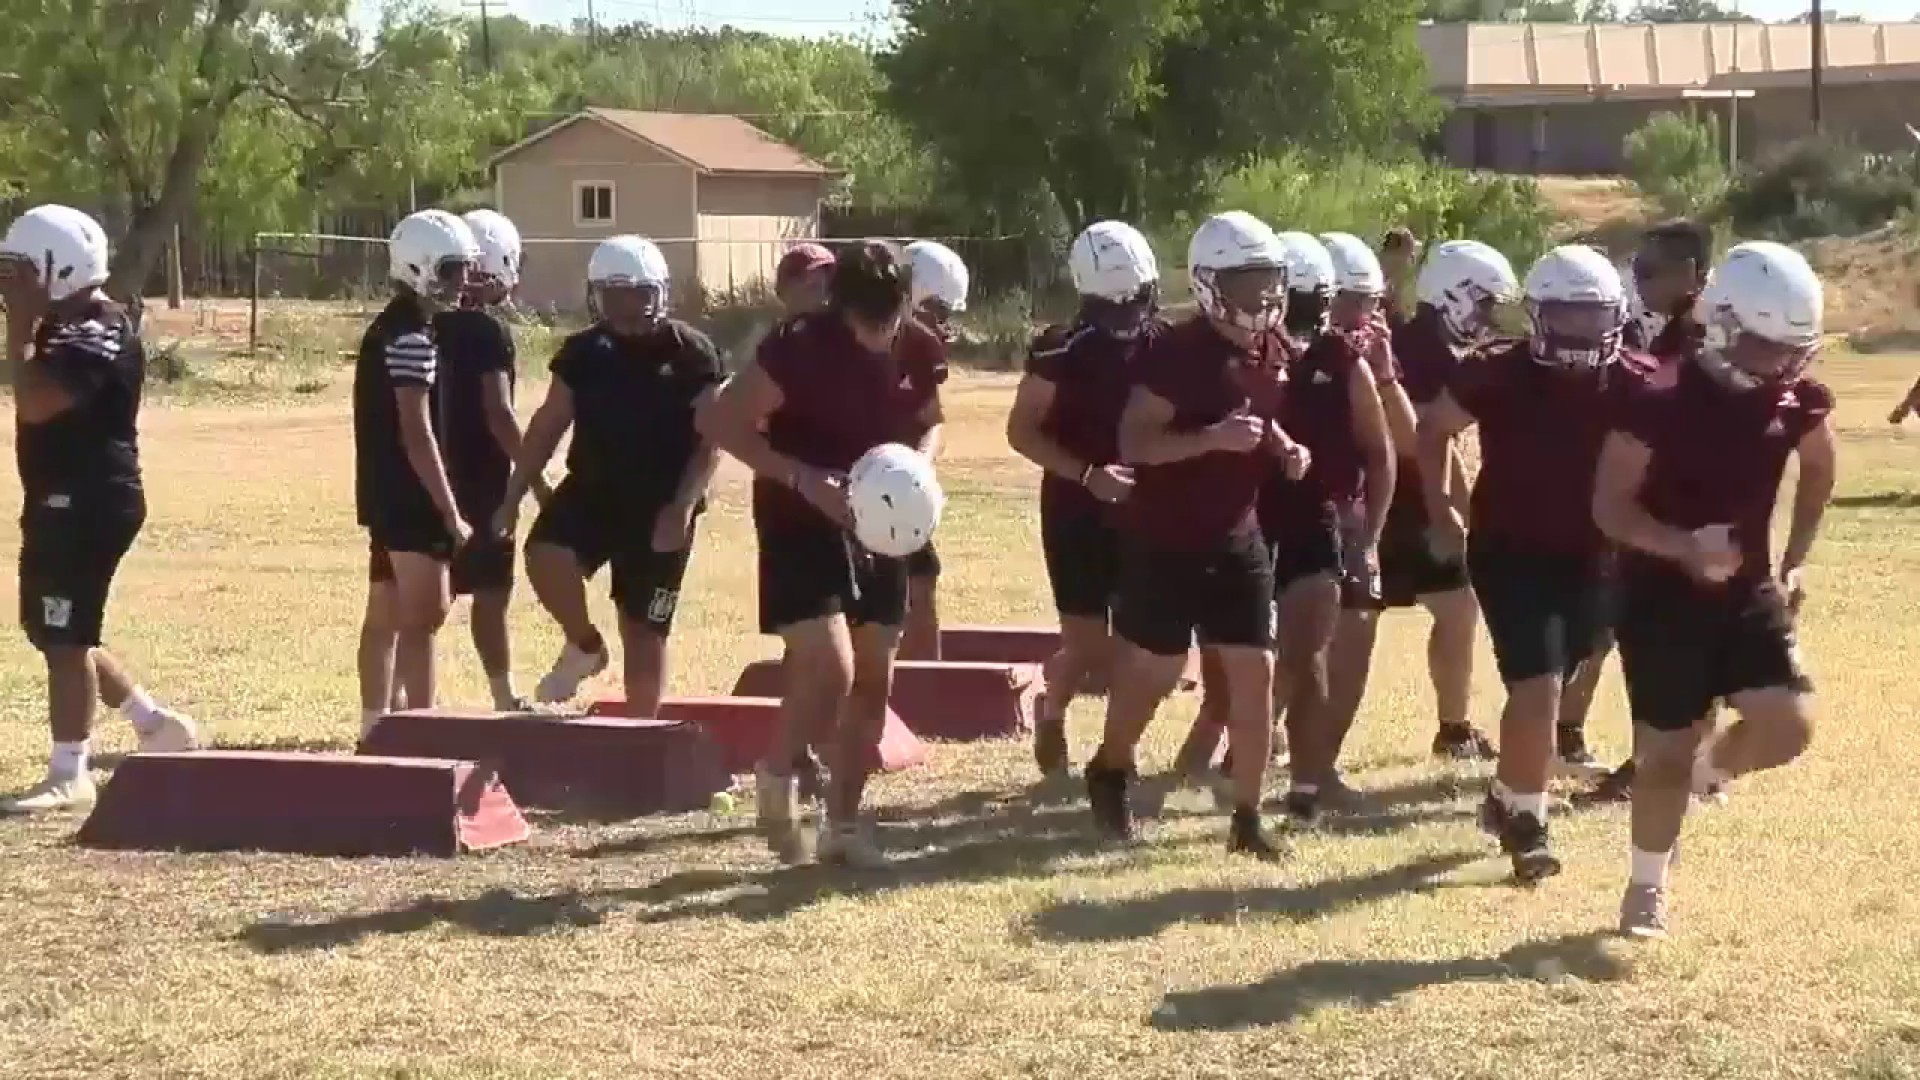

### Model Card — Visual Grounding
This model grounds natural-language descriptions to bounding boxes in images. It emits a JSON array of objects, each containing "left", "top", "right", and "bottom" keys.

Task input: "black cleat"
[
  {"left": 1033, "top": 710, "right": 1070, "bottom": 779},
  {"left": 1555, "top": 724, "right": 1604, "bottom": 777},
  {"left": 1280, "top": 789, "right": 1322, "bottom": 828},
  {"left": 1085, "top": 763, "right": 1136, "bottom": 842},
  {"left": 1571, "top": 761, "right": 1635, "bottom": 807},
  {"left": 1228, "top": 807, "right": 1286, "bottom": 862},
  {"left": 1433, "top": 723, "right": 1498, "bottom": 762},
  {"left": 794, "top": 750, "right": 824, "bottom": 804},
  {"left": 1497, "top": 804, "right": 1563, "bottom": 884}
]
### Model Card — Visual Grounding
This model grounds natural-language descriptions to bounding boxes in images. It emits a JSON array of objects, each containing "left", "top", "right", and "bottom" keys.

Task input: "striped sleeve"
[
  {"left": 37, "top": 317, "right": 125, "bottom": 402},
  {"left": 385, "top": 330, "right": 437, "bottom": 387}
]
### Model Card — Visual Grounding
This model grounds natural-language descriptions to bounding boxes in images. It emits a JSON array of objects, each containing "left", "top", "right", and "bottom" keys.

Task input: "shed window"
[{"left": 575, "top": 182, "right": 615, "bottom": 225}]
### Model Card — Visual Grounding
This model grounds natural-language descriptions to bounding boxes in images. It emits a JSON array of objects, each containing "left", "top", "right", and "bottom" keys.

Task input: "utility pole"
[
  {"left": 587, "top": 0, "right": 598, "bottom": 45},
  {"left": 1810, "top": 0, "right": 1825, "bottom": 133},
  {"left": 478, "top": 0, "right": 493, "bottom": 72}
]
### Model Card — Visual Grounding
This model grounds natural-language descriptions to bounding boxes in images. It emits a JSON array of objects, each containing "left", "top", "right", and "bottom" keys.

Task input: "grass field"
[{"left": 5, "top": 341, "right": 1920, "bottom": 1080}]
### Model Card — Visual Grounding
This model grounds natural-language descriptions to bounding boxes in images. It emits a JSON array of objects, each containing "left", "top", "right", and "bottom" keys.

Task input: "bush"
[
  {"left": 1190, "top": 151, "right": 1554, "bottom": 274},
  {"left": 1622, "top": 112, "right": 1729, "bottom": 219},
  {"left": 1722, "top": 138, "right": 1920, "bottom": 241}
]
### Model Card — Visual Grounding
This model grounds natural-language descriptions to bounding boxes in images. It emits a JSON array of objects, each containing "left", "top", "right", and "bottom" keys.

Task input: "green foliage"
[
  {"left": 1204, "top": 152, "right": 1554, "bottom": 271},
  {"left": 882, "top": 0, "right": 1437, "bottom": 234},
  {"left": 1721, "top": 139, "right": 1920, "bottom": 242},
  {"left": 1622, "top": 112, "right": 1728, "bottom": 219}
]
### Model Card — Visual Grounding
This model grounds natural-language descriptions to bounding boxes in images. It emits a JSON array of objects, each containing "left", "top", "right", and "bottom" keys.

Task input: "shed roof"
[{"left": 489, "top": 107, "right": 835, "bottom": 177}]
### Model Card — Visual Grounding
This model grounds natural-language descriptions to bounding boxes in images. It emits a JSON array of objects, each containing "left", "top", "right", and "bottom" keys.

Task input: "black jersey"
[{"left": 16, "top": 303, "right": 144, "bottom": 508}]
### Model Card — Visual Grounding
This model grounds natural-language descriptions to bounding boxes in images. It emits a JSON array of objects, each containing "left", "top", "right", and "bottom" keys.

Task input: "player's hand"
[
  {"left": 1206, "top": 412, "right": 1267, "bottom": 454},
  {"left": 652, "top": 500, "right": 698, "bottom": 553},
  {"left": 1084, "top": 464, "right": 1134, "bottom": 505},
  {"left": 1891, "top": 401, "right": 1913, "bottom": 425},
  {"left": 0, "top": 268, "right": 46, "bottom": 342},
  {"left": 491, "top": 500, "right": 519, "bottom": 539},
  {"left": 1275, "top": 433, "right": 1312, "bottom": 480},
  {"left": 445, "top": 511, "right": 473, "bottom": 551},
  {"left": 1779, "top": 559, "right": 1808, "bottom": 616},
  {"left": 1683, "top": 524, "right": 1741, "bottom": 584},
  {"left": 793, "top": 466, "right": 853, "bottom": 528},
  {"left": 1427, "top": 510, "right": 1467, "bottom": 561}
]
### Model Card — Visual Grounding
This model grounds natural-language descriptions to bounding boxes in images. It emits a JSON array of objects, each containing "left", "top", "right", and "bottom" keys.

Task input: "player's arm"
[
  {"left": 12, "top": 325, "right": 116, "bottom": 425},
  {"left": 914, "top": 336, "right": 949, "bottom": 460},
  {"left": 696, "top": 361, "right": 807, "bottom": 484},
  {"left": 1415, "top": 389, "right": 1475, "bottom": 530},
  {"left": 500, "top": 376, "right": 573, "bottom": 512},
  {"left": 1346, "top": 359, "right": 1396, "bottom": 550},
  {"left": 481, "top": 373, "right": 551, "bottom": 503},
  {"left": 387, "top": 332, "right": 462, "bottom": 528},
  {"left": 1591, "top": 430, "right": 1693, "bottom": 563},
  {"left": 1781, "top": 414, "right": 1837, "bottom": 572},
  {"left": 666, "top": 335, "right": 729, "bottom": 510},
  {"left": 1119, "top": 387, "right": 1216, "bottom": 464},
  {"left": 1006, "top": 374, "right": 1090, "bottom": 481}
]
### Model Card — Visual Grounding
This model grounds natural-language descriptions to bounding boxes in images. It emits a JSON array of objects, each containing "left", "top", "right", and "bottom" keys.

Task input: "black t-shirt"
[
  {"left": 432, "top": 307, "right": 516, "bottom": 511},
  {"left": 353, "top": 295, "right": 440, "bottom": 526},
  {"left": 549, "top": 319, "right": 728, "bottom": 507},
  {"left": 16, "top": 304, "right": 144, "bottom": 508}
]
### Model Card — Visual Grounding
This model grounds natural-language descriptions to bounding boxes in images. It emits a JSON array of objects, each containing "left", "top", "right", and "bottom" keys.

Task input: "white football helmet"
[
  {"left": 848, "top": 443, "right": 946, "bottom": 558},
  {"left": 1523, "top": 244, "right": 1627, "bottom": 370},
  {"left": 0, "top": 204, "right": 111, "bottom": 303},
  {"left": 1321, "top": 232, "right": 1386, "bottom": 296},
  {"left": 1694, "top": 240, "right": 1824, "bottom": 391},
  {"left": 462, "top": 209, "right": 522, "bottom": 291},
  {"left": 1414, "top": 239, "right": 1519, "bottom": 343},
  {"left": 1274, "top": 232, "right": 1335, "bottom": 296},
  {"left": 1188, "top": 211, "right": 1288, "bottom": 335},
  {"left": 588, "top": 234, "right": 671, "bottom": 321},
  {"left": 905, "top": 239, "right": 969, "bottom": 313},
  {"left": 1069, "top": 221, "right": 1158, "bottom": 301},
  {"left": 390, "top": 209, "right": 478, "bottom": 304}
]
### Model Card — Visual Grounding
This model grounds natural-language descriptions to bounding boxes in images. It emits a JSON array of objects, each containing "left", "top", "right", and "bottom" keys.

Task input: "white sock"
[
  {"left": 1630, "top": 847, "right": 1672, "bottom": 887},
  {"left": 361, "top": 709, "right": 384, "bottom": 736},
  {"left": 488, "top": 673, "right": 519, "bottom": 707},
  {"left": 121, "top": 686, "right": 161, "bottom": 733},
  {"left": 1291, "top": 782, "right": 1319, "bottom": 796},
  {"left": 1495, "top": 781, "right": 1548, "bottom": 820},
  {"left": 50, "top": 740, "right": 89, "bottom": 781}
]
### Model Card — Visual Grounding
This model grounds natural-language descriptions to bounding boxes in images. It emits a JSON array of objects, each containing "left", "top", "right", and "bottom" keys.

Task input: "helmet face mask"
[
  {"left": 1330, "top": 289, "right": 1381, "bottom": 332},
  {"left": 1692, "top": 240, "right": 1824, "bottom": 393},
  {"left": 591, "top": 280, "right": 665, "bottom": 332},
  {"left": 1198, "top": 264, "right": 1286, "bottom": 336},
  {"left": 1, "top": 204, "right": 112, "bottom": 310},
  {"left": 1528, "top": 298, "right": 1622, "bottom": 370},
  {"left": 914, "top": 295, "right": 957, "bottom": 342},
  {"left": 1417, "top": 240, "right": 1520, "bottom": 346},
  {"left": 1082, "top": 282, "right": 1157, "bottom": 340},
  {"left": 1698, "top": 303, "right": 1820, "bottom": 391}
]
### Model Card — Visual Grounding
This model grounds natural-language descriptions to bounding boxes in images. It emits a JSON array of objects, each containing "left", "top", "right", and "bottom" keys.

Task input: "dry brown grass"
[{"left": 5, "top": 351, "right": 1920, "bottom": 1079}]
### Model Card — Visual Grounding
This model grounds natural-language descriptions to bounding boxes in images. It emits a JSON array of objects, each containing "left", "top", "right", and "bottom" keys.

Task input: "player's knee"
[{"left": 1634, "top": 728, "right": 1699, "bottom": 786}]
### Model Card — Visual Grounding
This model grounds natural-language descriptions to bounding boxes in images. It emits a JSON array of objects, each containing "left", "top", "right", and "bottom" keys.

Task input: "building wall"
[
  {"left": 494, "top": 118, "right": 699, "bottom": 313},
  {"left": 690, "top": 175, "right": 828, "bottom": 301},
  {"left": 1436, "top": 82, "right": 1919, "bottom": 175}
]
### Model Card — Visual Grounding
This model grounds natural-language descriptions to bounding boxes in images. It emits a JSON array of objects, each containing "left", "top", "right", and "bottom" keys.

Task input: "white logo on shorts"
[
  {"left": 41, "top": 596, "right": 72, "bottom": 629},
  {"left": 648, "top": 587, "right": 679, "bottom": 623}
]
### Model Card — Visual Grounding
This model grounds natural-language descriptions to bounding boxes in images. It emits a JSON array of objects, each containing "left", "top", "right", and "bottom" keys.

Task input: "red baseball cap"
[{"left": 776, "top": 242, "right": 835, "bottom": 285}]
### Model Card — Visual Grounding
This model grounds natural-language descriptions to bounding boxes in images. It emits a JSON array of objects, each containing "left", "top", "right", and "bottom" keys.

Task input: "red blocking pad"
[
  {"left": 935, "top": 625, "right": 1200, "bottom": 694},
  {"left": 587, "top": 696, "right": 927, "bottom": 774},
  {"left": 731, "top": 660, "right": 1042, "bottom": 742},
  {"left": 358, "top": 709, "right": 730, "bottom": 817},
  {"left": 74, "top": 751, "right": 529, "bottom": 858}
]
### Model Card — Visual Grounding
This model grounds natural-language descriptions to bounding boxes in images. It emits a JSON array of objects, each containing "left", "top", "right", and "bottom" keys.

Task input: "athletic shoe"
[
  {"left": 1032, "top": 700, "right": 1069, "bottom": 779},
  {"left": 493, "top": 692, "right": 535, "bottom": 712},
  {"left": 1433, "top": 724, "right": 1497, "bottom": 761},
  {"left": 534, "top": 642, "right": 609, "bottom": 703},
  {"left": 1572, "top": 761, "right": 1635, "bottom": 806},
  {"left": 1554, "top": 725, "right": 1605, "bottom": 778},
  {"left": 1482, "top": 794, "right": 1562, "bottom": 883},
  {"left": 817, "top": 820, "right": 887, "bottom": 869},
  {"left": 1227, "top": 807, "right": 1285, "bottom": 862},
  {"left": 793, "top": 749, "right": 824, "bottom": 805},
  {"left": 1279, "top": 789, "right": 1321, "bottom": 828},
  {"left": 3, "top": 772, "right": 97, "bottom": 813},
  {"left": 1085, "top": 763, "right": 1135, "bottom": 842},
  {"left": 1618, "top": 882, "right": 1670, "bottom": 939},
  {"left": 136, "top": 708, "right": 201, "bottom": 754},
  {"left": 754, "top": 765, "right": 807, "bottom": 864}
]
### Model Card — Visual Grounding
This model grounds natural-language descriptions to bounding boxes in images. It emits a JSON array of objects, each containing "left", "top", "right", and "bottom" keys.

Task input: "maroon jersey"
[
  {"left": 1449, "top": 342, "right": 1655, "bottom": 560},
  {"left": 1125, "top": 316, "right": 1290, "bottom": 551},
  {"left": 1389, "top": 307, "right": 1465, "bottom": 525},
  {"left": 1260, "top": 333, "right": 1365, "bottom": 542},
  {"left": 1027, "top": 320, "right": 1158, "bottom": 521},
  {"left": 753, "top": 312, "right": 948, "bottom": 532},
  {"left": 1615, "top": 358, "right": 1833, "bottom": 587}
]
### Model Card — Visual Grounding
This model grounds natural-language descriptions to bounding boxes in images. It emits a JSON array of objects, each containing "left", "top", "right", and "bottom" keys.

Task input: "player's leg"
[
  {"left": 1273, "top": 569, "right": 1341, "bottom": 825},
  {"left": 1468, "top": 545, "right": 1570, "bottom": 883},
  {"left": 898, "top": 543, "right": 941, "bottom": 660},
  {"left": 455, "top": 533, "right": 525, "bottom": 710},
  {"left": 358, "top": 544, "right": 404, "bottom": 733},
  {"left": 524, "top": 482, "right": 612, "bottom": 703},
  {"left": 820, "top": 613, "right": 904, "bottom": 867},
  {"left": 1555, "top": 644, "right": 1610, "bottom": 777},
  {"left": 1203, "top": 535, "right": 1285, "bottom": 858},
  {"left": 1035, "top": 511, "right": 1121, "bottom": 778},
  {"left": 1420, "top": 584, "right": 1493, "bottom": 759},
  {"left": 609, "top": 543, "right": 695, "bottom": 720},
  {"left": 388, "top": 548, "right": 453, "bottom": 712},
  {"left": 1321, "top": 607, "right": 1379, "bottom": 780},
  {"left": 1090, "top": 546, "right": 1196, "bottom": 841},
  {"left": 90, "top": 647, "right": 197, "bottom": 753}
]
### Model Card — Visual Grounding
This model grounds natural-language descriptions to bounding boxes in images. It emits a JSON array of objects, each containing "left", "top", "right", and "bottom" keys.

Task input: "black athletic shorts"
[
  {"left": 1112, "top": 529, "right": 1275, "bottom": 657},
  {"left": 756, "top": 516, "right": 908, "bottom": 635},
  {"left": 19, "top": 494, "right": 145, "bottom": 651},
  {"left": 1378, "top": 499, "right": 1469, "bottom": 608},
  {"left": 526, "top": 479, "right": 697, "bottom": 634},
  {"left": 1041, "top": 504, "right": 1121, "bottom": 621},
  {"left": 366, "top": 497, "right": 457, "bottom": 567},
  {"left": 906, "top": 540, "right": 941, "bottom": 580},
  {"left": 1466, "top": 540, "right": 1610, "bottom": 686},
  {"left": 1270, "top": 509, "right": 1343, "bottom": 598},
  {"left": 1615, "top": 570, "right": 1812, "bottom": 733}
]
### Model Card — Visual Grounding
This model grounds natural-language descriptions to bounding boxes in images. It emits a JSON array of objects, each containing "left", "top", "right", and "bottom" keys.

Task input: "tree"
[
  {"left": 881, "top": 0, "right": 1437, "bottom": 232},
  {"left": 1630, "top": 0, "right": 1754, "bottom": 20},
  {"left": 1419, "top": 0, "right": 1617, "bottom": 20}
]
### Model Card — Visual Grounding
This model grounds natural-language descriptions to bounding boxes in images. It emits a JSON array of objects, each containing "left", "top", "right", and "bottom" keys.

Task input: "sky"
[{"left": 351, "top": 0, "right": 1917, "bottom": 39}]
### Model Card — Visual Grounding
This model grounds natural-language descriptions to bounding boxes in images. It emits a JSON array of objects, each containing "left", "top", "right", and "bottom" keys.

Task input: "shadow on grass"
[
  {"left": 1150, "top": 930, "right": 1628, "bottom": 1031},
  {"left": 1028, "top": 850, "right": 1481, "bottom": 944},
  {"left": 235, "top": 783, "right": 1143, "bottom": 952},
  {"left": 1833, "top": 490, "right": 1920, "bottom": 510}
]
